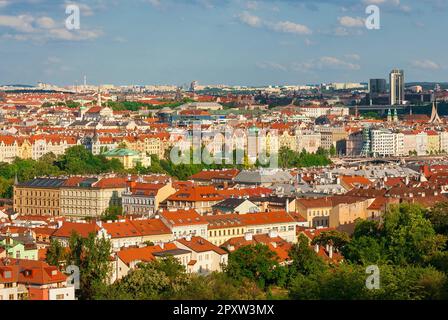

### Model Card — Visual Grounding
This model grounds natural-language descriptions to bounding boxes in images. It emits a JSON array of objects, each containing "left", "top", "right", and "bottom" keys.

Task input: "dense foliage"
[
  {"left": 46, "top": 232, "right": 112, "bottom": 300},
  {"left": 0, "top": 146, "right": 124, "bottom": 198},
  {"left": 278, "top": 147, "right": 332, "bottom": 168},
  {"left": 52, "top": 203, "right": 448, "bottom": 300}
]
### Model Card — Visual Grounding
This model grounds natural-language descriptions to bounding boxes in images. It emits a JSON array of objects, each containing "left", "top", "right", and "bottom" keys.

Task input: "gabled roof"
[
  {"left": 103, "top": 220, "right": 141, "bottom": 239},
  {"left": 189, "top": 169, "right": 240, "bottom": 181},
  {"left": 0, "top": 258, "right": 67, "bottom": 285},
  {"left": 176, "top": 236, "right": 227, "bottom": 255},
  {"left": 160, "top": 209, "right": 208, "bottom": 227},
  {"left": 129, "top": 219, "right": 171, "bottom": 236},
  {"left": 168, "top": 186, "right": 224, "bottom": 202}
]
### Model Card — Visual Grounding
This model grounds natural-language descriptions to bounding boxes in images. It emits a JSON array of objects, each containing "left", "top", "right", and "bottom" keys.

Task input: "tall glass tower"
[{"left": 389, "top": 69, "right": 405, "bottom": 105}]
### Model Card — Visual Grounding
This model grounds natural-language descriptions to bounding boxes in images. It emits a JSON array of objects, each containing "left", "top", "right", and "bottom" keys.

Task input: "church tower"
[{"left": 393, "top": 108, "right": 399, "bottom": 122}]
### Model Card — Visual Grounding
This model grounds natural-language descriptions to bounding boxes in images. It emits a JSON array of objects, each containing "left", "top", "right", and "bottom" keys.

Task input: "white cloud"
[
  {"left": 246, "top": 1, "right": 258, "bottom": 10},
  {"left": 294, "top": 56, "right": 361, "bottom": 72},
  {"left": 338, "top": 16, "right": 364, "bottom": 28},
  {"left": 319, "top": 56, "right": 361, "bottom": 70},
  {"left": 268, "top": 20, "right": 312, "bottom": 35},
  {"left": 411, "top": 59, "right": 441, "bottom": 70},
  {"left": 237, "top": 11, "right": 262, "bottom": 27},
  {"left": 0, "top": 1, "right": 11, "bottom": 8},
  {"left": 237, "top": 12, "right": 312, "bottom": 36},
  {"left": 0, "top": 15, "right": 35, "bottom": 32},
  {"left": 0, "top": 12, "right": 102, "bottom": 42},
  {"left": 345, "top": 53, "right": 361, "bottom": 60},
  {"left": 36, "top": 16, "right": 55, "bottom": 29},
  {"left": 47, "top": 28, "right": 103, "bottom": 41}
]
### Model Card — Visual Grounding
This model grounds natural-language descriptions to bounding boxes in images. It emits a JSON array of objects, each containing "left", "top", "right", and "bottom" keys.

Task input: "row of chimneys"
[{"left": 314, "top": 243, "right": 334, "bottom": 259}]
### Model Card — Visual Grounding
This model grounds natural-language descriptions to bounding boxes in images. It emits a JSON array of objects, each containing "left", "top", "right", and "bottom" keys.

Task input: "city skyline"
[{"left": 0, "top": 0, "right": 448, "bottom": 86}]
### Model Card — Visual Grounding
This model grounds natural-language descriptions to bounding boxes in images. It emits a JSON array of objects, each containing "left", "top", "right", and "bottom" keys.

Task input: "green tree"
[
  {"left": 225, "top": 244, "right": 286, "bottom": 289},
  {"left": 311, "top": 230, "right": 350, "bottom": 251},
  {"left": 383, "top": 203, "right": 446, "bottom": 265},
  {"left": 427, "top": 202, "right": 448, "bottom": 235},
  {"left": 173, "top": 272, "right": 266, "bottom": 300},
  {"left": 102, "top": 256, "right": 190, "bottom": 300},
  {"left": 66, "top": 232, "right": 112, "bottom": 300},
  {"left": 101, "top": 205, "right": 123, "bottom": 221},
  {"left": 288, "top": 234, "right": 327, "bottom": 278},
  {"left": 46, "top": 239, "right": 66, "bottom": 268}
]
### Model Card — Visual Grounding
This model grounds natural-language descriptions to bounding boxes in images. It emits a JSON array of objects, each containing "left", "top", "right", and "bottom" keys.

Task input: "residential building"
[
  {"left": 0, "top": 259, "right": 75, "bottom": 300},
  {"left": 122, "top": 181, "right": 176, "bottom": 216}
]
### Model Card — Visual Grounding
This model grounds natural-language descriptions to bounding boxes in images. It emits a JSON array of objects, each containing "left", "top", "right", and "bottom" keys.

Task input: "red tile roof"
[
  {"left": 176, "top": 236, "right": 226, "bottom": 255},
  {"left": 52, "top": 222, "right": 100, "bottom": 238}
]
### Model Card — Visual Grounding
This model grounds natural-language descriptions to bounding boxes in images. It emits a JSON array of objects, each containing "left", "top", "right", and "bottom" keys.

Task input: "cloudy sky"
[{"left": 0, "top": 0, "right": 447, "bottom": 86}]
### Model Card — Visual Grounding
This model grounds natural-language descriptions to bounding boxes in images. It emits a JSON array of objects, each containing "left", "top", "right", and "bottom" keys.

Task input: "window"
[
  {"left": 56, "top": 294, "right": 65, "bottom": 300},
  {"left": 9, "top": 294, "right": 14, "bottom": 300}
]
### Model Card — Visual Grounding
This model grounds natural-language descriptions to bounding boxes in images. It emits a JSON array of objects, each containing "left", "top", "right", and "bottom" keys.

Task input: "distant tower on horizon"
[
  {"left": 190, "top": 80, "right": 198, "bottom": 92},
  {"left": 84, "top": 75, "right": 87, "bottom": 87},
  {"left": 389, "top": 69, "right": 405, "bottom": 105},
  {"left": 387, "top": 109, "right": 392, "bottom": 122},
  {"left": 98, "top": 87, "right": 102, "bottom": 107}
]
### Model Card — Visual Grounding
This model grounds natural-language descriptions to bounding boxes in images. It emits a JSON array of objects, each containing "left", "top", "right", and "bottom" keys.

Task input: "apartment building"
[
  {"left": 122, "top": 181, "right": 176, "bottom": 216},
  {"left": 205, "top": 211, "right": 297, "bottom": 246},
  {"left": 175, "top": 237, "right": 228, "bottom": 274},
  {"left": 60, "top": 177, "right": 127, "bottom": 218},
  {"left": 13, "top": 178, "right": 65, "bottom": 216},
  {"left": 314, "top": 126, "right": 347, "bottom": 153},
  {"left": 159, "top": 209, "right": 208, "bottom": 240},
  {"left": 165, "top": 186, "right": 224, "bottom": 215},
  {"left": 296, "top": 130, "right": 321, "bottom": 154},
  {"left": 0, "top": 259, "right": 75, "bottom": 300},
  {"left": 329, "top": 197, "right": 376, "bottom": 228}
]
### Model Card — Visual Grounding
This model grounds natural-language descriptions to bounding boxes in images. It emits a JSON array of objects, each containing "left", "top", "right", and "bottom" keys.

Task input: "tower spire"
[
  {"left": 429, "top": 99, "right": 441, "bottom": 124},
  {"left": 98, "top": 86, "right": 102, "bottom": 107}
]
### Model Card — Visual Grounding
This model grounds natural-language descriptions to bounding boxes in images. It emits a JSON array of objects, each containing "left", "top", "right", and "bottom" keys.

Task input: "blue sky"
[{"left": 0, "top": 0, "right": 447, "bottom": 86}]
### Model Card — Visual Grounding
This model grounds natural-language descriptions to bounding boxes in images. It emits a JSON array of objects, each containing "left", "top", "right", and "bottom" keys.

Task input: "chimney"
[
  {"left": 314, "top": 243, "right": 319, "bottom": 253},
  {"left": 244, "top": 232, "right": 253, "bottom": 241},
  {"left": 57, "top": 220, "right": 63, "bottom": 229},
  {"left": 96, "top": 220, "right": 103, "bottom": 228},
  {"left": 328, "top": 245, "right": 333, "bottom": 259}
]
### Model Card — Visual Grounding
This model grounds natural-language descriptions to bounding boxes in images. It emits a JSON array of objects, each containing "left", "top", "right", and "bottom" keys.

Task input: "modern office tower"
[
  {"left": 369, "top": 79, "right": 387, "bottom": 95},
  {"left": 389, "top": 69, "right": 405, "bottom": 105}
]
